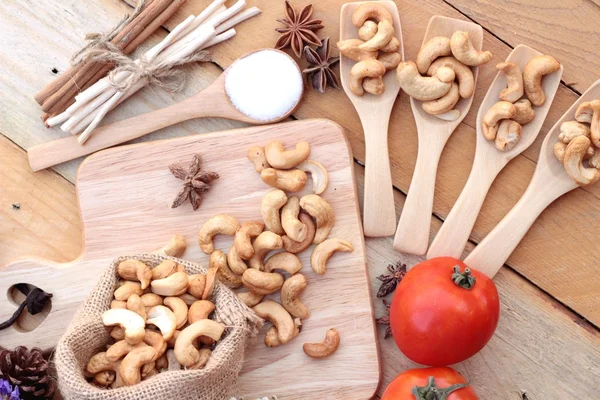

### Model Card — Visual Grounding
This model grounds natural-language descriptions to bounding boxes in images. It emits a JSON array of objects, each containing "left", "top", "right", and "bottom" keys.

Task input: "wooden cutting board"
[{"left": 0, "top": 119, "right": 380, "bottom": 399}]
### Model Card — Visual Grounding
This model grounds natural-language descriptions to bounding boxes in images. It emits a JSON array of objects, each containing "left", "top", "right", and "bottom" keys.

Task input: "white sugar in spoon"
[
  {"left": 28, "top": 49, "right": 303, "bottom": 172},
  {"left": 427, "top": 45, "right": 563, "bottom": 260}
]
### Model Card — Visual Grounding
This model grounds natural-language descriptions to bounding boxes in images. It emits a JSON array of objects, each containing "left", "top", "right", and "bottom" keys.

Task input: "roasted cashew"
[
  {"left": 349, "top": 59, "right": 386, "bottom": 96},
  {"left": 558, "top": 121, "right": 590, "bottom": 143},
  {"left": 427, "top": 56, "right": 475, "bottom": 99},
  {"left": 563, "top": 136, "right": 600, "bottom": 186},
  {"left": 422, "top": 82, "right": 460, "bottom": 115},
  {"left": 166, "top": 349, "right": 181, "bottom": 371},
  {"left": 589, "top": 148, "right": 600, "bottom": 169},
  {"left": 117, "top": 260, "right": 152, "bottom": 290},
  {"left": 380, "top": 37, "right": 400, "bottom": 53},
  {"left": 163, "top": 297, "right": 188, "bottom": 329},
  {"left": 248, "top": 231, "right": 283, "bottom": 270},
  {"left": 336, "top": 39, "right": 378, "bottom": 62},
  {"left": 174, "top": 320, "right": 224, "bottom": 368},
  {"left": 103, "top": 309, "right": 146, "bottom": 345},
  {"left": 296, "top": 160, "right": 329, "bottom": 195},
  {"left": 299, "top": 194, "right": 335, "bottom": 244},
  {"left": 146, "top": 305, "right": 177, "bottom": 340},
  {"left": 589, "top": 100, "right": 600, "bottom": 147},
  {"left": 247, "top": 146, "right": 271, "bottom": 173},
  {"left": 143, "top": 329, "right": 167, "bottom": 360},
  {"left": 496, "top": 62, "right": 524, "bottom": 103},
  {"left": 282, "top": 196, "right": 308, "bottom": 242},
  {"left": 198, "top": 214, "right": 240, "bottom": 254},
  {"left": 311, "top": 238, "right": 354, "bottom": 275},
  {"left": 126, "top": 294, "right": 147, "bottom": 321},
  {"left": 495, "top": 120, "right": 522, "bottom": 151},
  {"left": 482, "top": 101, "right": 517, "bottom": 140},
  {"left": 188, "top": 300, "right": 215, "bottom": 323},
  {"left": 351, "top": 2, "right": 393, "bottom": 27},
  {"left": 358, "top": 20, "right": 378, "bottom": 41},
  {"left": 228, "top": 244, "right": 248, "bottom": 275},
  {"left": 554, "top": 141, "right": 567, "bottom": 162},
  {"left": 234, "top": 220, "right": 265, "bottom": 260},
  {"left": 154, "top": 234, "right": 187, "bottom": 258},
  {"left": 151, "top": 271, "right": 189, "bottom": 296},
  {"left": 523, "top": 55, "right": 561, "bottom": 106},
  {"left": 242, "top": 269, "right": 284, "bottom": 295},
  {"left": 396, "top": 61, "right": 454, "bottom": 101},
  {"left": 281, "top": 274, "right": 309, "bottom": 319},
  {"left": 114, "top": 281, "right": 144, "bottom": 301},
  {"left": 434, "top": 110, "right": 461, "bottom": 122},
  {"left": 211, "top": 249, "right": 242, "bottom": 288},
  {"left": 253, "top": 300, "right": 296, "bottom": 344},
  {"left": 359, "top": 20, "right": 395, "bottom": 52},
  {"left": 93, "top": 370, "right": 115, "bottom": 387},
  {"left": 416, "top": 36, "right": 451, "bottom": 74},
  {"left": 265, "top": 140, "right": 311, "bottom": 169},
  {"left": 261, "top": 189, "right": 287, "bottom": 235},
  {"left": 155, "top": 352, "right": 168, "bottom": 371},
  {"left": 303, "top": 328, "right": 340, "bottom": 359},
  {"left": 187, "top": 274, "right": 206, "bottom": 299},
  {"left": 111, "top": 300, "right": 127, "bottom": 310},
  {"left": 362, "top": 76, "right": 385, "bottom": 95},
  {"left": 265, "top": 318, "right": 302, "bottom": 347},
  {"left": 87, "top": 352, "right": 118, "bottom": 375},
  {"left": 513, "top": 99, "right": 535, "bottom": 125},
  {"left": 166, "top": 330, "right": 180, "bottom": 349},
  {"left": 265, "top": 252, "right": 302, "bottom": 275},
  {"left": 141, "top": 293, "right": 163, "bottom": 308},
  {"left": 261, "top": 168, "right": 307, "bottom": 192},
  {"left": 575, "top": 101, "right": 593, "bottom": 124},
  {"left": 151, "top": 259, "right": 177, "bottom": 280},
  {"left": 106, "top": 340, "right": 147, "bottom": 362},
  {"left": 202, "top": 266, "right": 218, "bottom": 300},
  {"left": 237, "top": 290, "right": 264, "bottom": 308},
  {"left": 110, "top": 326, "right": 126, "bottom": 341},
  {"left": 282, "top": 212, "right": 316, "bottom": 253},
  {"left": 195, "top": 348, "right": 212, "bottom": 369},
  {"left": 120, "top": 346, "right": 157, "bottom": 386},
  {"left": 450, "top": 31, "right": 492, "bottom": 66}
]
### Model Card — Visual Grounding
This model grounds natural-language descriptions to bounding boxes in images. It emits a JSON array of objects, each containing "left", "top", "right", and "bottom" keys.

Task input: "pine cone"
[{"left": 0, "top": 346, "right": 56, "bottom": 400}]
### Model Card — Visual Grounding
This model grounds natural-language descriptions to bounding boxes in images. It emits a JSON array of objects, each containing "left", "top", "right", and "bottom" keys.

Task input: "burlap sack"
[{"left": 55, "top": 253, "right": 262, "bottom": 400}]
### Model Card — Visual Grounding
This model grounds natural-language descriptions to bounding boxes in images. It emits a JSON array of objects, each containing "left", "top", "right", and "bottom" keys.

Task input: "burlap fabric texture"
[{"left": 55, "top": 253, "right": 263, "bottom": 400}]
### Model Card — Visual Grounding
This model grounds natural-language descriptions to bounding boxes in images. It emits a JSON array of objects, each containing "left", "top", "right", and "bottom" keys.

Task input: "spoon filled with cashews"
[{"left": 427, "top": 45, "right": 563, "bottom": 260}]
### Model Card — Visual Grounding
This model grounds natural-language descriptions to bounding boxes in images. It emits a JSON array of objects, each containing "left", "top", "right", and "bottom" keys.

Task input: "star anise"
[
  {"left": 302, "top": 37, "right": 340, "bottom": 93},
  {"left": 275, "top": 1, "right": 323, "bottom": 58},
  {"left": 376, "top": 299, "right": 392, "bottom": 339},
  {"left": 169, "top": 154, "right": 219, "bottom": 210},
  {"left": 376, "top": 261, "right": 407, "bottom": 298}
]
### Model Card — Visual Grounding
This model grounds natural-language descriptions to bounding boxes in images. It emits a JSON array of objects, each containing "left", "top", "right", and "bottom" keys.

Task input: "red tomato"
[
  {"left": 390, "top": 257, "right": 499, "bottom": 366},
  {"left": 381, "top": 367, "right": 478, "bottom": 400}
]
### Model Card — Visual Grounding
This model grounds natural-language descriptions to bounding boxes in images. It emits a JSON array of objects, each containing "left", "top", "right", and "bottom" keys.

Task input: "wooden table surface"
[{"left": 1, "top": 0, "right": 599, "bottom": 398}]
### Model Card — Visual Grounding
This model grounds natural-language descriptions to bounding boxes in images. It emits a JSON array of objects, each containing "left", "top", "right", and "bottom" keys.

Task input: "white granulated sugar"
[{"left": 225, "top": 50, "right": 303, "bottom": 121}]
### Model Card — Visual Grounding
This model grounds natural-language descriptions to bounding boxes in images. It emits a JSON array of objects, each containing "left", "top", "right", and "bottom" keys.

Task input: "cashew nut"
[
  {"left": 554, "top": 141, "right": 567, "bottom": 162},
  {"left": 427, "top": 56, "right": 475, "bottom": 99},
  {"left": 495, "top": 120, "right": 522, "bottom": 151},
  {"left": 311, "top": 238, "right": 354, "bottom": 275},
  {"left": 237, "top": 290, "right": 264, "bottom": 308},
  {"left": 202, "top": 266, "right": 218, "bottom": 300},
  {"left": 265, "top": 252, "right": 302, "bottom": 275},
  {"left": 482, "top": 101, "right": 517, "bottom": 140},
  {"left": 166, "top": 349, "right": 181, "bottom": 371},
  {"left": 111, "top": 300, "right": 127, "bottom": 310},
  {"left": 166, "top": 330, "right": 180, "bottom": 348},
  {"left": 151, "top": 259, "right": 177, "bottom": 280},
  {"left": 416, "top": 36, "right": 451, "bottom": 74},
  {"left": 589, "top": 100, "right": 600, "bottom": 147},
  {"left": 261, "top": 168, "right": 307, "bottom": 192},
  {"left": 114, "top": 281, "right": 144, "bottom": 301},
  {"left": 523, "top": 55, "right": 561, "bottom": 106},
  {"left": 174, "top": 320, "right": 224, "bottom": 368},
  {"left": 303, "top": 328, "right": 340, "bottom": 359},
  {"left": 282, "top": 196, "right": 308, "bottom": 242},
  {"left": 422, "top": 82, "right": 460, "bottom": 115},
  {"left": 362, "top": 76, "right": 385, "bottom": 95},
  {"left": 589, "top": 148, "right": 600, "bottom": 169},
  {"left": 247, "top": 146, "right": 271, "bottom": 173},
  {"left": 296, "top": 160, "right": 329, "bottom": 195},
  {"left": 242, "top": 268, "right": 284, "bottom": 295},
  {"left": 87, "top": 352, "right": 117, "bottom": 375},
  {"left": 248, "top": 231, "right": 283, "bottom": 270},
  {"left": 146, "top": 305, "right": 177, "bottom": 340},
  {"left": 120, "top": 346, "right": 157, "bottom": 386},
  {"left": 253, "top": 300, "right": 296, "bottom": 344},
  {"left": 450, "top": 31, "right": 492, "bottom": 66},
  {"left": 380, "top": 37, "right": 400, "bottom": 53},
  {"left": 110, "top": 326, "right": 126, "bottom": 341},
  {"left": 212, "top": 249, "right": 242, "bottom": 288},
  {"left": 155, "top": 353, "right": 168, "bottom": 371},
  {"left": 513, "top": 99, "right": 535, "bottom": 125},
  {"left": 234, "top": 220, "right": 265, "bottom": 260},
  {"left": 377, "top": 52, "right": 402, "bottom": 71},
  {"left": 198, "top": 214, "right": 240, "bottom": 254},
  {"left": 564, "top": 136, "right": 600, "bottom": 186},
  {"left": 126, "top": 294, "right": 147, "bottom": 321},
  {"left": 281, "top": 274, "right": 309, "bottom": 319},
  {"left": 558, "top": 121, "right": 591, "bottom": 143},
  {"left": 496, "top": 62, "right": 524, "bottom": 103},
  {"left": 282, "top": 211, "right": 316, "bottom": 253},
  {"left": 265, "top": 140, "right": 311, "bottom": 169},
  {"left": 351, "top": 3, "right": 393, "bottom": 27},
  {"left": 103, "top": 309, "right": 146, "bottom": 345},
  {"left": 143, "top": 329, "right": 167, "bottom": 360},
  {"left": 93, "top": 370, "right": 115, "bottom": 387},
  {"left": 299, "top": 194, "right": 334, "bottom": 244},
  {"left": 358, "top": 20, "right": 377, "bottom": 41},
  {"left": 163, "top": 297, "right": 188, "bottom": 329},
  {"left": 261, "top": 189, "right": 287, "bottom": 235},
  {"left": 106, "top": 340, "right": 147, "bottom": 362},
  {"left": 117, "top": 260, "right": 152, "bottom": 290},
  {"left": 396, "top": 61, "right": 454, "bottom": 101},
  {"left": 187, "top": 274, "right": 206, "bottom": 299},
  {"left": 359, "top": 20, "right": 394, "bottom": 52},
  {"left": 228, "top": 244, "right": 248, "bottom": 275},
  {"left": 154, "top": 234, "right": 187, "bottom": 258},
  {"left": 141, "top": 293, "right": 163, "bottom": 308},
  {"left": 575, "top": 101, "right": 593, "bottom": 124},
  {"left": 188, "top": 300, "right": 215, "bottom": 323},
  {"left": 151, "top": 271, "right": 189, "bottom": 296},
  {"left": 265, "top": 318, "right": 302, "bottom": 347},
  {"left": 349, "top": 59, "right": 386, "bottom": 96},
  {"left": 434, "top": 110, "right": 460, "bottom": 122},
  {"left": 336, "top": 39, "right": 378, "bottom": 62}
]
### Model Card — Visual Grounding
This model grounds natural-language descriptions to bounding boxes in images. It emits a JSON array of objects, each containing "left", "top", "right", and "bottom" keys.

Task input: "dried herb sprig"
[
  {"left": 169, "top": 154, "right": 219, "bottom": 210},
  {"left": 376, "top": 261, "right": 407, "bottom": 297},
  {"left": 376, "top": 299, "right": 392, "bottom": 339}
]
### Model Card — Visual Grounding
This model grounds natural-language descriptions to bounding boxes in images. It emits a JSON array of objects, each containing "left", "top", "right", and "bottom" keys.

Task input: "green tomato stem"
[
  {"left": 452, "top": 266, "right": 476, "bottom": 290},
  {"left": 412, "top": 376, "right": 470, "bottom": 400}
]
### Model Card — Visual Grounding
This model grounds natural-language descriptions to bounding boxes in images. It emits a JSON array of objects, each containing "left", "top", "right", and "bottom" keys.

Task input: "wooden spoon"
[
  {"left": 27, "top": 49, "right": 303, "bottom": 172},
  {"left": 463, "top": 80, "right": 600, "bottom": 277},
  {"left": 427, "top": 45, "right": 563, "bottom": 260},
  {"left": 339, "top": 1, "right": 404, "bottom": 237},
  {"left": 393, "top": 16, "right": 483, "bottom": 255}
]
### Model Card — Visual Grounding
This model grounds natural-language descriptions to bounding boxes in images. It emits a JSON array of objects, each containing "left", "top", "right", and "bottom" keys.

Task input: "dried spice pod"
[
  {"left": 376, "top": 262, "right": 407, "bottom": 298},
  {"left": 169, "top": 154, "right": 219, "bottom": 211},
  {"left": 303, "top": 38, "right": 340, "bottom": 93},
  {"left": 275, "top": 1, "right": 324, "bottom": 58}
]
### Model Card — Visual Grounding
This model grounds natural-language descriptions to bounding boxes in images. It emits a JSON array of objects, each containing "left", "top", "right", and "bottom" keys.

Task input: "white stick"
[
  {"left": 145, "top": 15, "right": 196, "bottom": 61},
  {"left": 61, "top": 87, "right": 118, "bottom": 133},
  {"left": 209, "top": 0, "right": 246, "bottom": 28},
  {"left": 175, "top": 2, "right": 226, "bottom": 41},
  {"left": 201, "top": 28, "right": 236, "bottom": 49},
  {"left": 78, "top": 91, "right": 126, "bottom": 143},
  {"left": 215, "top": 7, "right": 261, "bottom": 34}
]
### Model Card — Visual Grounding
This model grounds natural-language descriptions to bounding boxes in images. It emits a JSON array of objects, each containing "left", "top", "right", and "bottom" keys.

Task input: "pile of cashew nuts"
[
  {"left": 337, "top": 3, "right": 402, "bottom": 96},
  {"left": 554, "top": 99, "right": 600, "bottom": 186},
  {"left": 482, "top": 55, "right": 560, "bottom": 151},
  {"left": 396, "top": 31, "right": 492, "bottom": 121}
]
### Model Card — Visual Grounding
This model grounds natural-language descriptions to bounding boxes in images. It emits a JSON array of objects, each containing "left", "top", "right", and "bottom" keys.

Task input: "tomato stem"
[
  {"left": 452, "top": 266, "right": 476, "bottom": 290},
  {"left": 412, "top": 376, "right": 470, "bottom": 400}
]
